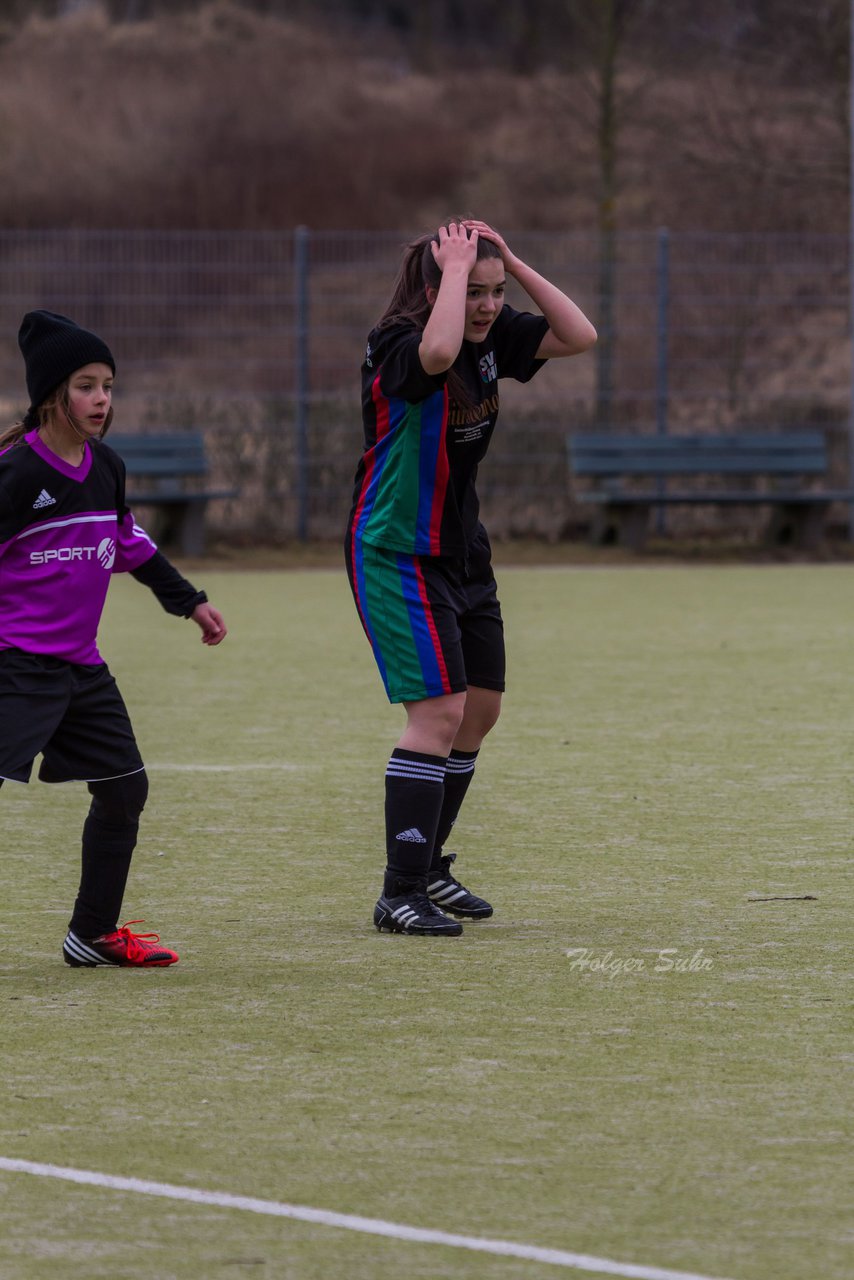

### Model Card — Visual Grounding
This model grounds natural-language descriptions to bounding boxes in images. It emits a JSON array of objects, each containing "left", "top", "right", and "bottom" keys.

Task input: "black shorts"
[
  {"left": 0, "top": 648, "right": 144, "bottom": 784},
  {"left": 346, "top": 531, "right": 505, "bottom": 703}
]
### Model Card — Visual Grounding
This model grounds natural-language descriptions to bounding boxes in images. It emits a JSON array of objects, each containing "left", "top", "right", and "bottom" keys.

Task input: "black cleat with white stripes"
[
  {"left": 427, "top": 853, "right": 493, "bottom": 919},
  {"left": 374, "top": 874, "right": 463, "bottom": 936}
]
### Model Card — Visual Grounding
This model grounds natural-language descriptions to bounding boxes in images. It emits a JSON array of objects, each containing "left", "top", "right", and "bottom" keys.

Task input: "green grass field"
[{"left": 1, "top": 563, "right": 851, "bottom": 1280}]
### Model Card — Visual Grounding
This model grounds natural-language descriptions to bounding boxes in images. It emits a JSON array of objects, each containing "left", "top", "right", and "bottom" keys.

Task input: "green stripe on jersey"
[
  {"left": 360, "top": 544, "right": 429, "bottom": 702},
  {"left": 362, "top": 405, "right": 425, "bottom": 550}
]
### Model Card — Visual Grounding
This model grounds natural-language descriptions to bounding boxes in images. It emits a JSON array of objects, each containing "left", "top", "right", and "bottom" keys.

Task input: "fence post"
[
  {"left": 656, "top": 227, "right": 670, "bottom": 436},
  {"left": 655, "top": 227, "right": 670, "bottom": 532},
  {"left": 849, "top": 0, "right": 854, "bottom": 539},
  {"left": 294, "top": 225, "right": 310, "bottom": 542}
]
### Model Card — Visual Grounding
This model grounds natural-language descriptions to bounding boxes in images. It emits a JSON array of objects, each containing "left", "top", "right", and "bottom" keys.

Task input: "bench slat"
[
  {"left": 566, "top": 430, "right": 850, "bottom": 550},
  {"left": 111, "top": 432, "right": 208, "bottom": 476},
  {"left": 576, "top": 491, "right": 853, "bottom": 505},
  {"left": 106, "top": 430, "right": 235, "bottom": 555},
  {"left": 568, "top": 433, "right": 828, "bottom": 476},
  {"left": 126, "top": 488, "right": 237, "bottom": 504}
]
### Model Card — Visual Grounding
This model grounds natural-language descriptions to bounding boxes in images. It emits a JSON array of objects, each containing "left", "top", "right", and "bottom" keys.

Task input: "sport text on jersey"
[{"left": 30, "top": 538, "right": 117, "bottom": 570}]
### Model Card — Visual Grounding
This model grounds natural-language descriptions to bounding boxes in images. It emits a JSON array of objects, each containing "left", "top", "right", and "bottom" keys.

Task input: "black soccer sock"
[
  {"left": 384, "top": 749, "right": 446, "bottom": 883},
  {"left": 69, "top": 772, "right": 149, "bottom": 939},
  {"left": 430, "top": 749, "right": 479, "bottom": 871}
]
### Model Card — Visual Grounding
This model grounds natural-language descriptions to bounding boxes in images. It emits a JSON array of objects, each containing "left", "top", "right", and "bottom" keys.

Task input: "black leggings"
[
  {"left": 71, "top": 771, "right": 150, "bottom": 938},
  {"left": 1, "top": 770, "right": 150, "bottom": 939}
]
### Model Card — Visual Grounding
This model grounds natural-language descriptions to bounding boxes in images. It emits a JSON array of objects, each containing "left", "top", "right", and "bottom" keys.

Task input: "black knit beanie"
[{"left": 17, "top": 310, "right": 115, "bottom": 412}]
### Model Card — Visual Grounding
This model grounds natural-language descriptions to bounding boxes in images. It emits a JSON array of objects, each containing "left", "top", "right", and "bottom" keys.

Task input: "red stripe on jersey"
[
  {"left": 348, "top": 373, "right": 389, "bottom": 622},
  {"left": 413, "top": 554, "right": 451, "bottom": 693},
  {"left": 349, "top": 457, "right": 374, "bottom": 629},
  {"left": 427, "top": 385, "right": 450, "bottom": 554},
  {"left": 372, "top": 372, "right": 391, "bottom": 442}
]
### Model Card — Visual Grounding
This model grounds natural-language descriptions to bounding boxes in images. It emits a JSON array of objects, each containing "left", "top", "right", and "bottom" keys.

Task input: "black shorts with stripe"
[
  {"left": 346, "top": 528, "right": 506, "bottom": 703},
  {"left": 0, "top": 648, "right": 144, "bottom": 784}
]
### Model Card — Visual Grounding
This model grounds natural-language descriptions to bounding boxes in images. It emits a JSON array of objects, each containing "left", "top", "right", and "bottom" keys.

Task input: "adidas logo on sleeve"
[{"left": 32, "top": 489, "right": 57, "bottom": 509}]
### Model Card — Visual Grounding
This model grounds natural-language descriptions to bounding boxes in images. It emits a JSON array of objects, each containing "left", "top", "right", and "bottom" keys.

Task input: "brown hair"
[
  {"left": 0, "top": 381, "right": 113, "bottom": 451},
  {"left": 376, "top": 222, "right": 503, "bottom": 407},
  {"left": 378, "top": 224, "right": 502, "bottom": 332}
]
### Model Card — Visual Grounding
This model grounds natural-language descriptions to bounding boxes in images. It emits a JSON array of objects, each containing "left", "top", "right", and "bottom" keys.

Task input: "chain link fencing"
[{"left": 0, "top": 228, "right": 848, "bottom": 543}]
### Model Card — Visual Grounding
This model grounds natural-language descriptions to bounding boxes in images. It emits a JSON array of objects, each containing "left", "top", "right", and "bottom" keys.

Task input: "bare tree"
[
  {"left": 660, "top": 0, "right": 847, "bottom": 231},
  {"left": 566, "top": 0, "right": 652, "bottom": 427}
]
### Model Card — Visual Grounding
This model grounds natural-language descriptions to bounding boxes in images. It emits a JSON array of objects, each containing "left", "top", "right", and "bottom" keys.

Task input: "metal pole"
[
  {"left": 849, "top": 0, "right": 854, "bottom": 537},
  {"left": 656, "top": 227, "right": 670, "bottom": 439},
  {"left": 655, "top": 227, "right": 670, "bottom": 533},
  {"left": 294, "top": 225, "right": 310, "bottom": 543}
]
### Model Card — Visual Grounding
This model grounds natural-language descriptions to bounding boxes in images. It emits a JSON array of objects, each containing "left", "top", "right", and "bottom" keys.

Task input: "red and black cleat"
[{"left": 63, "top": 920, "right": 179, "bottom": 967}]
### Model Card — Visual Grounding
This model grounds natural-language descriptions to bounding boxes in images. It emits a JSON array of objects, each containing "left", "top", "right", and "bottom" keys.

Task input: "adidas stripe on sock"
[
  {"left": 385, "top": 753, "right": 446, "bottom": 784},
  {"left": 432, "top": 748, "right": 478, "bottom": 863},
  {"left": 384, "top": 748, "right": 446, "bottom": 879}
]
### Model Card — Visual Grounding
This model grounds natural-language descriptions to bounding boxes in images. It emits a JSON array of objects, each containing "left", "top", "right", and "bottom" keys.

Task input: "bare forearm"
[
  {"left": 419, "top": 266, "right": 469, "bottom": 372},
  {"left": 460, "top": 220, "right": 596, "bottom": 357},
  {"left": 417, "top": 223, "right": 480, "bottom": 373},
  {"left": 507, "top": 256, "right": 597, "bottom": 353}
]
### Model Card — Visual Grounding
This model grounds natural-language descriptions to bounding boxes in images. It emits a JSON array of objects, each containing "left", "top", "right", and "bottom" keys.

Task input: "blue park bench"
[
  {"left": 566, "top": 431, "right": 854, "bottom": 551},
  {"left": 109, "top": 430, "right": 238, "bottom": 556}
]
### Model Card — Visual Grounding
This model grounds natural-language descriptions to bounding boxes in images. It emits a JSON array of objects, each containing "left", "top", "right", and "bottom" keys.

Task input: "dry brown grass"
[
  {"left": 0, "top": 1, "right": 843, "bottom": 234},
  {"left": 0, "top": 4, "right": 468, "bottom": 230}
]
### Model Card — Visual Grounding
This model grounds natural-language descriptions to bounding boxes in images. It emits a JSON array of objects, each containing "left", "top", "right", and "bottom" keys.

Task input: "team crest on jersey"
[
  {"left": 479, "top": 352, "right": 497, "bottom": 383},
  {"left": 97, "top": 537, "right": 116, "bottom": 569}
]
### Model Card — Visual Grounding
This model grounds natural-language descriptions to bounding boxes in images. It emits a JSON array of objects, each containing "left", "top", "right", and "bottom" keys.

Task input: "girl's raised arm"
[
  {"left": 418, "top": 223, "right": 479, "bottom": 374},
  {"left": 463, "top": 219, "right": 597, "bottom": 358}
]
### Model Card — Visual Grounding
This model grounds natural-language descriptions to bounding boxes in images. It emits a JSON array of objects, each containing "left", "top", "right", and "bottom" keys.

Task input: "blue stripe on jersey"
[
  {"left": 395, "top": 553, "right": 445, "bottom": 696},
  {"left": 415, "top": 390, "right": 448, "bottom": 550}
]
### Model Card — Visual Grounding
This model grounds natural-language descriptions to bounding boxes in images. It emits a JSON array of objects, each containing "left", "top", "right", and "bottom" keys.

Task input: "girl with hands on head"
[{"left": 345, "top": 217, "right": 596, "bottom": 938}]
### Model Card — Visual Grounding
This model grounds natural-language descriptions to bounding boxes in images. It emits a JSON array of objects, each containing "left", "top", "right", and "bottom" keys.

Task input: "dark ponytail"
[{"left": 376, "top": 233, "right": 437, "bottom": 333}]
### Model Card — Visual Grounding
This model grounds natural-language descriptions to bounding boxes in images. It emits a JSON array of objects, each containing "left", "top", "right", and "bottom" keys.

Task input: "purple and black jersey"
[{"left": 0, "top": 431, "right": 156, "bottom": 664}]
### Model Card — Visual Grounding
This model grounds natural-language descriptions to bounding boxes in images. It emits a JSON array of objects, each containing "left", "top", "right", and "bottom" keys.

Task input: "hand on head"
[
  {"left": 430, "top": 221, "right": 479, "bottom": 274},
  {"left": 461, "top": 219, "right": 511, "bottom": 264}
]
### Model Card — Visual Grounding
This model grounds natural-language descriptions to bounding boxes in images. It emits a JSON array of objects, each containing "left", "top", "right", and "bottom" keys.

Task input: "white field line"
[
  {"left": 0, "top": 1157, "right": 737, "bottom": 1280},
  {"left": 145, "top": 763, "right": 301, "bottom": 772}
]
